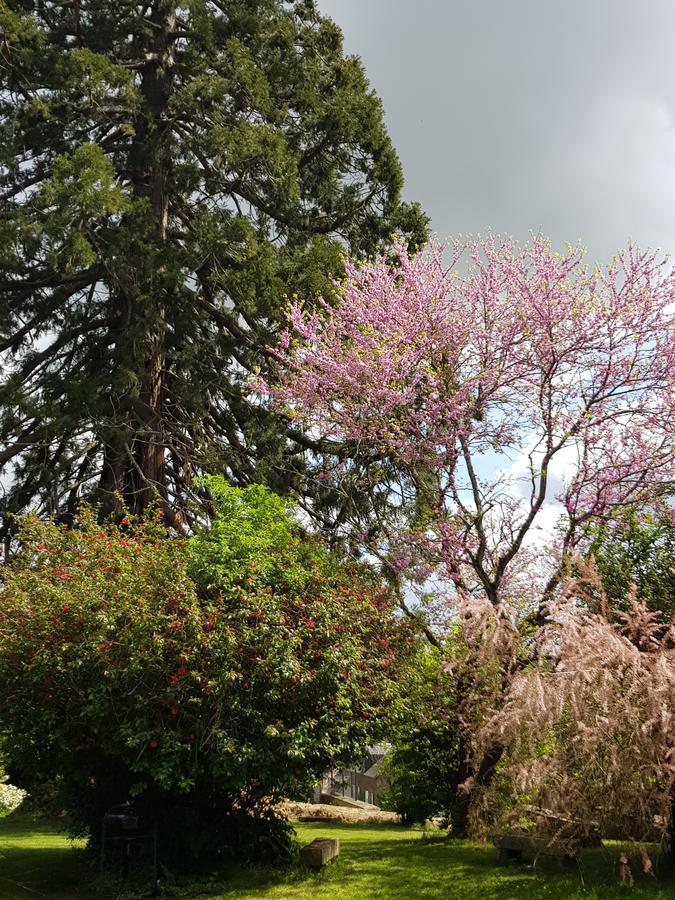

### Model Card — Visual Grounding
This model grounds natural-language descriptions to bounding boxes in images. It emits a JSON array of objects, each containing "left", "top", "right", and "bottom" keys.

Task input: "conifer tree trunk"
[
  {"left": 100, "top": 2, "right": 175, "bottom": 511},
  {"left": 102, "top": 2, "right": 175, "bottom": 511}
]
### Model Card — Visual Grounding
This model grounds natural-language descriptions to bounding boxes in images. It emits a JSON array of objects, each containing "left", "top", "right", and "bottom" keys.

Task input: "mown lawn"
[
  {"left": 2, "top": 812, "right": 675, "bottom": 899},
  {"left": 0, "top": 812, "right": 87, "bottom": 898}
]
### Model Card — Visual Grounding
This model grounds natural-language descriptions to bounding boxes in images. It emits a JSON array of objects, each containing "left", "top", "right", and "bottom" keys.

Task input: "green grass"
[
  {"left": 0, "top": 812, "right": 87, "bottom": 899},
  {"left": 2, "top": 812, "right": 675, "bottom": 899}
]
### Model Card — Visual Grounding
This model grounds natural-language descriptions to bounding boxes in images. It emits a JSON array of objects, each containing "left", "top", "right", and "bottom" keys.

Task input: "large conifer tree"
[{"left": 0, "top": 0, "right": 426, "bottom": 532}]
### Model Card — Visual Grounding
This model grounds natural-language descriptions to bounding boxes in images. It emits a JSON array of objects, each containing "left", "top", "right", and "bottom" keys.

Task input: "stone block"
[{"left": 300, "top": 837, "right": 340, "bottom": 869}]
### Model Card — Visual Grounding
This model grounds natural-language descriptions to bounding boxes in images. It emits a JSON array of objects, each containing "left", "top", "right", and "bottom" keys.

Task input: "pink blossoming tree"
[
  {"left": 267, "top": 236, "right": 675, "bottom": 612},
  {"left": 264, "top": 235, "right": 675, "bottom": 842}
]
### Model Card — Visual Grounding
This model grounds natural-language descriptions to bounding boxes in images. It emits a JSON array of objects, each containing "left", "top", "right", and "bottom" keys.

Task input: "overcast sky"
[{"left": 318, "top": 0, "right": 675, "bottom": 264}]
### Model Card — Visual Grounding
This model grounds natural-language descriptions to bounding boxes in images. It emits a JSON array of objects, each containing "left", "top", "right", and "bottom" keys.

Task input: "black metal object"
[{"left": 100, "top": 801, "right": 159, "bottom": 893}]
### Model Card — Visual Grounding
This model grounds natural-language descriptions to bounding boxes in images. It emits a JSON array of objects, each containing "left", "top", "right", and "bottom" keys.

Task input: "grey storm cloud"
[{"left": 317, "top": 0, "right": 675, "bottom": 263}]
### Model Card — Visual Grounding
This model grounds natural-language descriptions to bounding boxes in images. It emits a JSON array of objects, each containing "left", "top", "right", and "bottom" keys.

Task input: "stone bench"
[
  {"left": 520, "top": 805, "right": 602, "bottom": 847},
  {"left": 300, "top": 837, "right": 340, "bottom": 869},
  {"left": 494, "top": 832, "right": 578, "bottom": 864}
]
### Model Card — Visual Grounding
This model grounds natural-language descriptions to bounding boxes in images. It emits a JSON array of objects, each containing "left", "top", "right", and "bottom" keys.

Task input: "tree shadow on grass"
[
  {"left": 3, "top": 817, "right": 675, "bottom": 900},
  {"left": 0, "top": 812, "right": 87, "bottom": 899},
  {"left": 209, "top": 825, "right": 675, "bottom": 900}
]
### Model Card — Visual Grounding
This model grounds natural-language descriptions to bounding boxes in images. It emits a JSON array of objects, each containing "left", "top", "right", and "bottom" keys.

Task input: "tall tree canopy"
[{"left": 0, "top": 0, "right": 427, "bottom": 535}]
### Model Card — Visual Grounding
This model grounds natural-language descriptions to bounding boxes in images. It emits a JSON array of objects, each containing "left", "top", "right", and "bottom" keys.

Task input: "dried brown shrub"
[{"left": 468, "top": 559, "right": 675, "bottom": 850}]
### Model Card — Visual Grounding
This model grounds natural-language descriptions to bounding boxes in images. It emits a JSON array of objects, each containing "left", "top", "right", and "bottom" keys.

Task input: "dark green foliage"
[
  {"left": 380, "top": 647, "right": 459, "bottom": 826},
  {"left": 0, "top": 480, "right": 413, "bottom": 861},
  {"left": 588, "top": 505, "right": 675, "bottom": 616},
  {"left": 0, "top": 0, "right": 428, "bottom": 535}
]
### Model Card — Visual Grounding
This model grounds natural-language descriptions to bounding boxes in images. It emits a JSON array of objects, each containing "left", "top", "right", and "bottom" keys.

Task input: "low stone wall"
[{"left": 280, "top": 800, "right": 399, "bottom": 824}]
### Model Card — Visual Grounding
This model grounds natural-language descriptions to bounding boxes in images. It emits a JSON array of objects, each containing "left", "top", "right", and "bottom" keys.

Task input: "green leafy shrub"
[
  {"left": 380, "top": 647, "right": 458, "bottom": 826},
  {"left": 588, "top": 505, "right": 675, "bottom": 616},
  {"left": 0, "top": 480, "right": 412, "bottom": 861}
]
